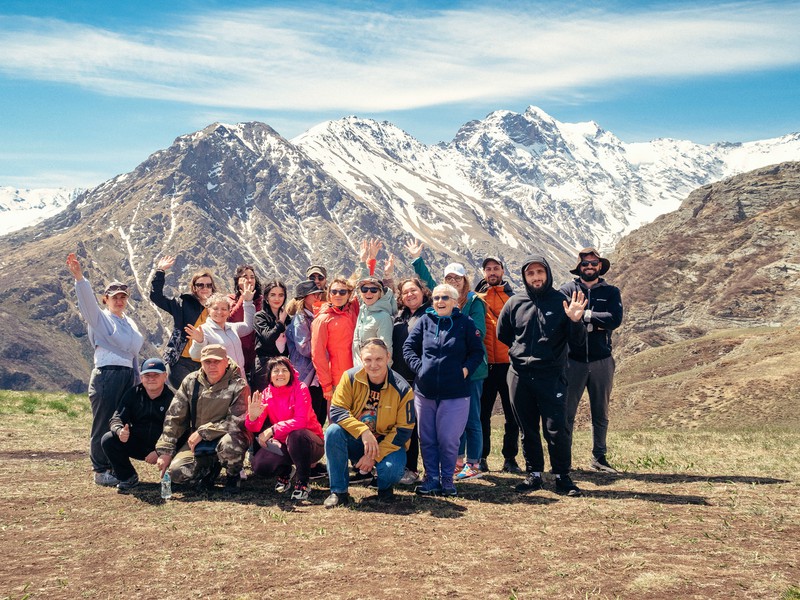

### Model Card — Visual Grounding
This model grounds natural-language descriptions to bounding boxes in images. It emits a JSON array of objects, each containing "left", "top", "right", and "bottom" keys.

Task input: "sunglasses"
[
  {"left": 309, "top": 274, "right": 325, "bottom": 281},
  {"left": 194, "top": 282, "right": 213, "bottom": 289},
  {"left": 106, "top": 285, "right": 128, "bottom": 294},
  {"left": 580, "top": 260, "right": 600, "bottom": 267},
  {"left": 360, "top": 286, "right": 380, "bottom": 294},
  {"left": 432, "top": 295, "right": 451, "bottom": 302},
  {"left": 329, "top": 289, "right": 349, "bottom": 296}
]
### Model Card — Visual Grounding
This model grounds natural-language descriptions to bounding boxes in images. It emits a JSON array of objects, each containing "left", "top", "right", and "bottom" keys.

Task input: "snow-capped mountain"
[
  {"left": 0, "top": 186, "right": 79, "bottom": 235},
  {"left": 0, "top": 106, "right": 798, "bottom": 391}
]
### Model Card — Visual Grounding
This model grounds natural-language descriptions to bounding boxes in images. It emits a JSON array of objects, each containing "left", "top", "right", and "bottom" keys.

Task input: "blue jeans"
[
  {"left": 458, "top": 379, "right": 484, "bottom": 463},
  {"left": 324, "top": 424, "right": 406, "bottom": 493}
]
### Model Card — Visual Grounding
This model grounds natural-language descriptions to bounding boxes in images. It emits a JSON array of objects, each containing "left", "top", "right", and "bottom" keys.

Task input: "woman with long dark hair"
[
  {"left": 252, "top": 279, "right": 290, "bottom": 391},
  {"left": 228, "top": 264, "right": 263, "bottom": 387}
]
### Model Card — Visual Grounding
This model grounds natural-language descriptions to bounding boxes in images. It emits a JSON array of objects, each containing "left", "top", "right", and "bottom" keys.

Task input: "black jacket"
[
  {"left": 391, "top": 300, "right": 431, "bottom": 384},
  {"left": 149, "top": 270, "right": 206, "bottom": 365},
  {"left": 109, "top": 384, "right": 174, "bottom": 449},
  {"left": 253, "top": 307, "right": 290, "bottom": 359},
  {"left": 496, "top": 255, "right": 586, "bottom": 374},
  {"left": 559, "top": 278, "right": 623, "bottom": 362}
]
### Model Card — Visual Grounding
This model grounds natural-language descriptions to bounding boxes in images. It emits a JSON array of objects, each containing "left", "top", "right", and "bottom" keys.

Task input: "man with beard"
[
  {"left": 497, "top": 257, "right": 587, "bottom": 496},
  {"left": 474, "top": 257, "right": 521, "bottom": 473},
  {"left": 560, "top": 248, "right": 624, "bottom": 474}
]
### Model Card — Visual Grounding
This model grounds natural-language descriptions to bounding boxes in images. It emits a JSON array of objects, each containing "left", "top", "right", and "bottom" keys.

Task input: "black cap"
[
  {"left": 482, "top": 257, "right": 504, "bottom": 270},
  {"left": 295, "top": 280, "right": 325, "bottom": 299}
]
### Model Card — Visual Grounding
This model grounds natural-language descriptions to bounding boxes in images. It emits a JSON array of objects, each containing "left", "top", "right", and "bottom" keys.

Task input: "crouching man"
[
  {"left": 155, "top": 344, "right": 250, "bottom": 495},
  {"left": 101, "top": 357, "right": 174, "bottom": 492},
  {"left": 324, "top": 338, "right": 415, "bottom": 508}
]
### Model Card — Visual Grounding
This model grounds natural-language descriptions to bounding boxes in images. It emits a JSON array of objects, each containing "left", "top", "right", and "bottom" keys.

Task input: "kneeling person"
[
  {"left": 324, "top": 338, "right": 415, "bottom": 507},
  {"left": 101, "top": 357, "right": 174, "bottom": 492},
  {"left": 156, "top": 344, "right": 250, "bottom": 494}
]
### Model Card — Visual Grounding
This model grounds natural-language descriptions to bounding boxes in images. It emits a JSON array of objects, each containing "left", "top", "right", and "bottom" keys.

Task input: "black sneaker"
[
  {"left": 377, "top": 486, "right": 396, "bottom": 502},
  {"left": 555, "top": 474, "right": 582, "bottom": 497},
  {"left": 514, "top": 473, "right": 543, "bottom": 492},
  {"left": 196, "top": 462, "right": 222, "bottom": 491},
  {"left": 309, "top": 463, "right": 328, "bottom": 480},
  {"left": 502, "top": 459, "right": 522, "bottom": 474},
  {"left": 350, "top": 470, "right": 374, "bottom": 484},
  {"left": 590, "top": 454, "right": 620, "bottom": 474},
  {"left": 478, "top": 458, "right": 490, "bottom": 472},
  {"left": 116, "top": 473, "right": 139, "bottom": 492},
  {"left": 324, "top": 492, "right": 351, "bottom": 508},
  {"left": 223, "top": 475, "right": 241, "bottom": 496}
]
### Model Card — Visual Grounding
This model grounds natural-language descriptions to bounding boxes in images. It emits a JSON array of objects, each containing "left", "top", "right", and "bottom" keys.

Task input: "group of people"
[{"left": 66, "top": 238, "right": 623, "bottom": 506}]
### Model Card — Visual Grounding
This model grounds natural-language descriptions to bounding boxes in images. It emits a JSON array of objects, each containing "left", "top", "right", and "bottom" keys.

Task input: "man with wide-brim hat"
[{"left": 560, "top": 247, "right": 623, "bottom": 474}]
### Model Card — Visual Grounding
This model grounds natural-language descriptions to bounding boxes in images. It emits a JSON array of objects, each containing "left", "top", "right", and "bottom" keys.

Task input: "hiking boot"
[
  {"left": 514, "top": 473, "right": 544, "bottom": 493},
  {"left": 415, "top": 480, "right": 442, "bottom": 496},
  {"left": 502, "top": 459, "right": 522, "bottom": 474},
  {"left": 377, "top": 486, "right": 396, "bottom": 502},
  {"left": 399, "top": 468, "right": 420, "bottom": 485},
  {"left": 324, "top": 492, "right": 350, "bottom": 508},
  {"left": 196, "top": 462, "right": 222, "bottom": 491},
  {"left": 478, "top": 458, "right": 490, "bottom": 472},
  {"left": 456, "top": 463, "right": 484, "bottom": 481},
  {"left": 223, "top": 475, "right": 240, "bottom": 496},
  {"left": 275, "top": 465, "right": 296, "bottom": 493},
  {"left": 590, "top": 454, "right": 620, "bottom": 474},
  {"left": 116, "top": 473, "right": 139, "bottom": 492},
  {"left": 555, "top": 474, "right": 582, "bottom": 497},
  {"left": 94, "top": 470, "right": 119, "bottom": 487},
  {"left": 308, "top": 463, "right": 328, "bottom": 480},
  {"left": 291, "top": 483, "right": 309, "bottom": 501}
]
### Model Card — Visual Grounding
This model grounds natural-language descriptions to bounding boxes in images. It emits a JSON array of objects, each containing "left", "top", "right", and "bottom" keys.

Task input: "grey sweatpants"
[{"left": 565, "top": 356, "right": 615, "bottom": 457}]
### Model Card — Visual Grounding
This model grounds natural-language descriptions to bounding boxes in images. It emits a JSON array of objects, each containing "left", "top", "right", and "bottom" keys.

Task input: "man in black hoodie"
[
  {"left": 496, "top": 256, "right": 587, "bottom": 496},
  {"left": 560, "top": 248, "right": 623, "bottom": 474}
]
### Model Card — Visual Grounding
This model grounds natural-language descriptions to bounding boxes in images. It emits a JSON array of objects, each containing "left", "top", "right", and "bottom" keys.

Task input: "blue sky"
[{"left": 1, "top": 0, "right": 799, "bottom": 189}]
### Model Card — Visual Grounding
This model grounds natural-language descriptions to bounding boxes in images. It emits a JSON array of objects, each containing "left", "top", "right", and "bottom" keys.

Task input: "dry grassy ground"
[{"left": 1, "top": 391, "right": 798, "bottom": 600}]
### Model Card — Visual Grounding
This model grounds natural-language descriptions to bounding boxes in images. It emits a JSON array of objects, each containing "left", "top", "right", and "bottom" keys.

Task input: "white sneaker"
[
  {"left": 399, "top": 468, "right": 420, "bottom": 485},
  {"left": 94, "top": 470, "right": 120, "bottom": 486}
]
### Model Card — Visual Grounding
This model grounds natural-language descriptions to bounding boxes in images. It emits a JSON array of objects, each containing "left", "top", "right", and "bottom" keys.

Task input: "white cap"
[{"left": 443, "top": 263, "right": 466, "bottom": 277}]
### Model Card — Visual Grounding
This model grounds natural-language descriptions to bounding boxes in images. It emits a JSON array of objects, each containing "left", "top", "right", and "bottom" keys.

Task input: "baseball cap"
[
  {"left": 443, "top": 263, "right": 467, "bottom": 277},
  {"left": 200, "top": 344, "right": 228, "bottom": 362},
  {"left": 104, "top": 281, "right": 129, "bottom": 297},
  {"left": 140, "top": 357, "right": 167, "bottom": 374}
]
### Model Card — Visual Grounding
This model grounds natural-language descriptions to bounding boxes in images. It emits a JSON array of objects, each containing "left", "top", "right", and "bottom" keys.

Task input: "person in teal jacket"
[
  {"left": 352, "top": 239, "right": 397, "bottom": 367},
  {"left": 405, "top": 240, "right": 487, "bottom": 480}
]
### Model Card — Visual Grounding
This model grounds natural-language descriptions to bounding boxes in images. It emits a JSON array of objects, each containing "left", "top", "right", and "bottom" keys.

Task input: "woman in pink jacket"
[{"left": 245, "top": 356, "right": 324, "bottom": 501}]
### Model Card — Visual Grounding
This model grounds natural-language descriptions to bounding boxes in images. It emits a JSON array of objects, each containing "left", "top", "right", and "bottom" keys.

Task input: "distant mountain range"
[
  {"left": 0, "top": 105, "right": 798, "bottom": 392},
  {"left": 0, "top": 187, "right": 80, "bottom": 236}
]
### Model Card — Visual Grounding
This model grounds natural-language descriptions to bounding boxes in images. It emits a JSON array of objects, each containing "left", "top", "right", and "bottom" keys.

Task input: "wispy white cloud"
[{"left": 0, "top": 3, "right": 798, "bottom": 112}]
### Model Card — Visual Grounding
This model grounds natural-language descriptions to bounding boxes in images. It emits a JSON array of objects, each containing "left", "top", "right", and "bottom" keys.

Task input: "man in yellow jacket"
[{"left": 324, "top": 338, "right": 415, "bottom": 507}]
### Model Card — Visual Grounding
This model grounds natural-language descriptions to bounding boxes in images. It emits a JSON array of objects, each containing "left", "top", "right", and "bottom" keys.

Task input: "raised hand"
[
  {"left": 384, "top": 253, "right": 395, "bottom": 277},
  {"left": 156, "top": 255, "right": 176, "bottom": 271},
  {"left": 241, "top": 280, "right": 255, "bottom": 302},
  {"left": 563, "top": 290, "right": 588, "bottom": 322},
  {"left": 184, "top": 324, "right": 204, "bottom": 343},
  {"left": 405, "top": 239, "right": 423, "bottom": 260},
  {"left": 358, "top": 239, "right": 369, "bottom": 264},
  {"left": 66, "top": 253, "right": 84, "bottom": 281},
  {"left": 368, "top": 238, "right": 383, "bottom": 260},
  {"left": 248, "top": 390, "right": 264, "bottom": 421}
]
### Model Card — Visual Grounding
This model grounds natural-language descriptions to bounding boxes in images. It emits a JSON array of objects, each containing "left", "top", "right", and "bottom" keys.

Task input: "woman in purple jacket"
[{"left": 402, "top": 283, "right": 484, "bottom": 497}]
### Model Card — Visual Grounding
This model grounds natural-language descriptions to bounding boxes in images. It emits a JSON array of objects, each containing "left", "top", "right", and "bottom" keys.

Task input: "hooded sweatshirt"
[{"left": 496, "top": 255, "right": 586, "bottom": 374}]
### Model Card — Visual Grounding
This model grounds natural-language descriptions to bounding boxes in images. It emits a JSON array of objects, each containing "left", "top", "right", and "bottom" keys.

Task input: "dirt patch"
[{"left": 0, "top": 412, "right": 798, "bottom": 599}]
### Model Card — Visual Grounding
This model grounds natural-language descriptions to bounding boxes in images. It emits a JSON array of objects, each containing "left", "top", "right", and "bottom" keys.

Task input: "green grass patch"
[{"left": 0, "top": 390, "right": 86, "bottom": 418}]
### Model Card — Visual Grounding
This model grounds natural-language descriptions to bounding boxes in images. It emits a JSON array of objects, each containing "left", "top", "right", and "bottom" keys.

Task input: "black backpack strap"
[{"left": 190, "top": 378, "right": 201, "bottom": 431}]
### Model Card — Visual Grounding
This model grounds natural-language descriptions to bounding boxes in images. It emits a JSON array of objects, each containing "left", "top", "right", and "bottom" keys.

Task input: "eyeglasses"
[
  {"left": 444, "top": 275, "right": 463, "bottom": 282},
  {"left": 194, "top": 282, "right": 213, "bottom": 289},
  {"left": 360, "top": 286, "right": 380, "bottom": 294},
  {"left": 329, "top": 289, "right": 349, "bottom": 296},
  {"left": 432, "top": 295, "right": 451, "bottom": 302},
  {"left": 309, "top": 274, "right": 325, "bottom": 281},
  {"left": 580, "top": 260, "right": 600, "bottom": 267}
]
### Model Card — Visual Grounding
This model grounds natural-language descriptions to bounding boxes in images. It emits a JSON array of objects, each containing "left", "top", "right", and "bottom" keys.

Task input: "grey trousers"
[
  {"left": 565, "top": 356, "right": 615, "bottom": 457},
  {"left": 88, "top": 366, "right": 135, "bottom": 472}
]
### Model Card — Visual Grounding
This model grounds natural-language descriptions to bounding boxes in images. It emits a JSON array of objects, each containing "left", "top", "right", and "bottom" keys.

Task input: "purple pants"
[{"left": 415, "top": 391, "right": 470, "bottom": 489}]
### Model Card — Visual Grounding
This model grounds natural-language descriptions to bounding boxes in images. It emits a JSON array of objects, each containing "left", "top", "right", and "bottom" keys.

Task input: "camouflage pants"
[{"left": 168, "top": 431, "right": 249, "bottom": 483}]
